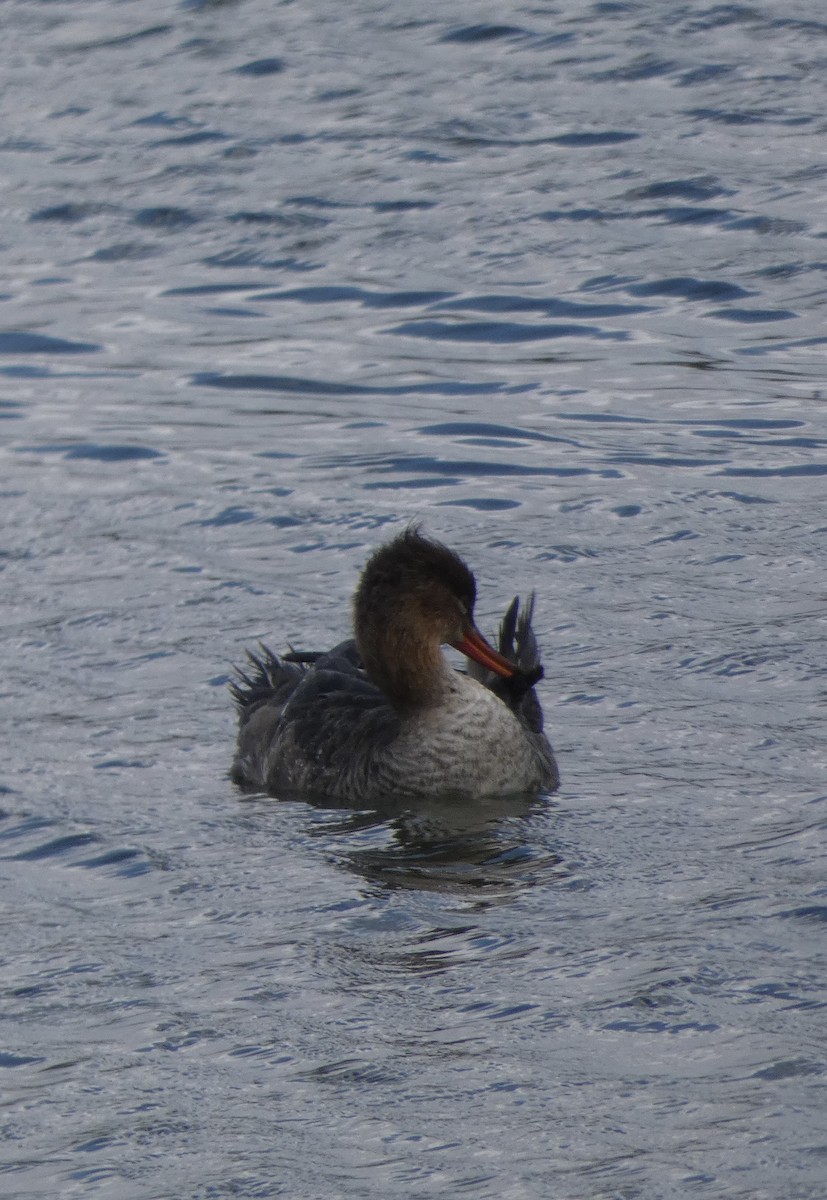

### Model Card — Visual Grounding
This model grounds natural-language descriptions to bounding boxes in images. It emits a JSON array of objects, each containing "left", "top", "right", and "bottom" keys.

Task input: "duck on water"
[{"left": 230, "top": 529, "right": 559, "bottom": 803}]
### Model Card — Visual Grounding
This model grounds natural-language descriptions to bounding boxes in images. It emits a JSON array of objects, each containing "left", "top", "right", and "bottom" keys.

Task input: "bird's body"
[{"left": 230, "top": 530, "right": 559, "bottom": 803}]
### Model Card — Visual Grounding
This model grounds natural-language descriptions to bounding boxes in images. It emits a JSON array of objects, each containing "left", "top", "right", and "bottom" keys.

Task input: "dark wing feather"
[
  {"left": 277, "top": 665, "right": 400, "bottom": 780},
  {"left": 468, "top": 594, "right": 546, "bottom": 733}
]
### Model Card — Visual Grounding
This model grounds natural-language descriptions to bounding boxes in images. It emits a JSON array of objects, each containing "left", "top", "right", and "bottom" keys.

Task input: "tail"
[{"left": 229, "top": 644, "right": 305, "bottom": 725}]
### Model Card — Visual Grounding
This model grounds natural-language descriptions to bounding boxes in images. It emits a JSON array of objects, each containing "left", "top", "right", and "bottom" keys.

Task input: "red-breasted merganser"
[{"left": 230, "top": 529, "right": 559, "bottom": 802}]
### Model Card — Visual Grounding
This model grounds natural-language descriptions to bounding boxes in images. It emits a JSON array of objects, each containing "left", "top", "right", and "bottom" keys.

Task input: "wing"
[
  {"left": 230, "top": 640, "right": 400, "bottom": 796},
  {"left": 467, "top": 594, "right": 546, "bottom": 733}
]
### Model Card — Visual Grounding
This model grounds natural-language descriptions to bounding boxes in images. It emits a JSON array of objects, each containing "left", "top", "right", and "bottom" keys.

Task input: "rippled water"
[{"left": 2, "top": 2, "right": 826, "bottom": 1197}]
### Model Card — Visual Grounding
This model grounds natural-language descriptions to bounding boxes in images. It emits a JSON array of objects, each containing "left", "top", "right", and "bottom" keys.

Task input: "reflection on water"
[{"left": 277, "top": 788, "right": 564, "bottom": 895}]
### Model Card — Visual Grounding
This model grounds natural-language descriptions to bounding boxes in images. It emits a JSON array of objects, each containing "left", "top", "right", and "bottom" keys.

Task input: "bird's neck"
[{"left": 357, "top": 627, "right": 450, "bottom": 711}]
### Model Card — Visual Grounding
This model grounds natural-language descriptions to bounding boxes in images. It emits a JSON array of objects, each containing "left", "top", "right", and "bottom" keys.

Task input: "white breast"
[{"left": 386, "top": 672, "right": 544, "bottom": 798}]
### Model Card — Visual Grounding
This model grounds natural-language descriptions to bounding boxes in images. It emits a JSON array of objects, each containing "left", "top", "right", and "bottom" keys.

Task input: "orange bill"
[{"left": 452, "top": 625, "right": 518, "bottom": 678}]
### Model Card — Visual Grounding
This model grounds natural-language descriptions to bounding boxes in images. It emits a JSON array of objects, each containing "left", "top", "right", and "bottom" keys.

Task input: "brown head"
[{"left": 353, "top": 528, "right": 520, "bottom": 709}]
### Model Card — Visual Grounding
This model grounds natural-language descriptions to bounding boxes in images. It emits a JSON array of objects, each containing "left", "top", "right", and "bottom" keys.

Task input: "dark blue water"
[{"left": 1, "top": 2, "right": 825, "bottom": 1197}]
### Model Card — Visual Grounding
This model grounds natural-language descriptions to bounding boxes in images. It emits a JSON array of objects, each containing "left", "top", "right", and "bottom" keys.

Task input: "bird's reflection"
[{"left": 241, "top": 785, "right": 564, "bottom": 898}]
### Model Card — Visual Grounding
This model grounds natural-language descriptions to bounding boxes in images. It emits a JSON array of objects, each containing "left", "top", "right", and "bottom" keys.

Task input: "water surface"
[{"left": 1, "top": 2, "right": 825, "bottom": 1197}]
